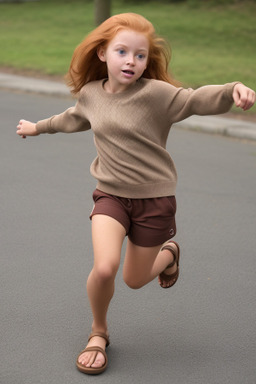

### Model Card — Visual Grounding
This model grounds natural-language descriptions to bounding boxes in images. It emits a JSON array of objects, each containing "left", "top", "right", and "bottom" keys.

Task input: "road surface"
[{"left": 1, "top": 90, "right": 256, "bottom": 384}]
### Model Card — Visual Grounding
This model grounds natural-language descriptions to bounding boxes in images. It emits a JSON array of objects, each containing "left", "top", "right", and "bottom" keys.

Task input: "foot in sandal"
[
  {"left": 76, "top": 331, "right": 110, "bottom": 375},
  {"left": 158, "top": 241, "right": 180, "bottom": 288}
]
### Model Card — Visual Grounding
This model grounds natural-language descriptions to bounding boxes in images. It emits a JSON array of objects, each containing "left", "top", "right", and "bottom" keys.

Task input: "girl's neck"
[{"left": 103, "top": 79, "right": 138, "bottom": 94}]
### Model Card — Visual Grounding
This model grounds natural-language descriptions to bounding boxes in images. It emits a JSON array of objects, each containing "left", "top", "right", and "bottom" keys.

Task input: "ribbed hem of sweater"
[{"left": 96, "top": 180, "right": 177, "bottom": 199}]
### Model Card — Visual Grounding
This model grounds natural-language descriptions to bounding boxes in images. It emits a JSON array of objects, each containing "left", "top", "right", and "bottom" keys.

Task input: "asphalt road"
[{"left": 1, "top": 90, "right": 256, "bottom": 384}]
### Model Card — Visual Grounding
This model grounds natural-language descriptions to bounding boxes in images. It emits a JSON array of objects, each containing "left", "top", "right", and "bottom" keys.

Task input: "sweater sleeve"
[
  {"left": 36, "top": 89, "right": 91, "bottom": 134},
  {"left": 161, "top": 82, "right": 239, "bottom": 124}
]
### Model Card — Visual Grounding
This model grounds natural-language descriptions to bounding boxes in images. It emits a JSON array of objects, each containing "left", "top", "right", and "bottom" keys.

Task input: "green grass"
[{"left": 0, "top": 0, "right": 255, "bottom": 111}]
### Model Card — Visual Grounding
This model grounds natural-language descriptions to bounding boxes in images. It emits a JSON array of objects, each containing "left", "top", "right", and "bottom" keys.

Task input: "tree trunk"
[{"left": 94, "top": 0, "right": 111, "bottom": 26}]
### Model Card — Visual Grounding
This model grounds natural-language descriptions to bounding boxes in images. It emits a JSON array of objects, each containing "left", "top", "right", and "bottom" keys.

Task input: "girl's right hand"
[{"left": 16, "top": 119, "right": 39, "bottom": 139}]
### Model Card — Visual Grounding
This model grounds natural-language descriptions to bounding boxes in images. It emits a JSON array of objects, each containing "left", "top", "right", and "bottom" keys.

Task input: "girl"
[{"left": 16, "top": 13, "right": 255, "bottom": 375}]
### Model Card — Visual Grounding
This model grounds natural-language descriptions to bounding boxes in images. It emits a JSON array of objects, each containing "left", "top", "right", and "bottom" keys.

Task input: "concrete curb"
[
  {"left": 1, "top": 72, "right": 256, "bottom": 141},
  {"left": 0, "top": 72, "right": 70, "bottom": 97},
  {"left": 174, "top": 115, "right": 256, "bottom": 141}
]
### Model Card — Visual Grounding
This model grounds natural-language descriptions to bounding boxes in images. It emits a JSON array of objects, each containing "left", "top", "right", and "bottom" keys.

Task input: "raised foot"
[{"left": 158, "top": 241, "right": 180, "bottom": 289}]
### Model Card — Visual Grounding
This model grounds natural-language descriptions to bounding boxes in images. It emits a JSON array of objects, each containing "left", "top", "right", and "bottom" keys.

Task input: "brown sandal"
[
  {"left": 159, "top": 240, "right": 180, "bottom": 289},
  {"left": 76, "top": 331, "right": 110, "bottom": 375}
]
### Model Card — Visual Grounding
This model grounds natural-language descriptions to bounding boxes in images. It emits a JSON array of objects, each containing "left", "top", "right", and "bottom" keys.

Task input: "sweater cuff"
[
  {"left": 36, "top": 117, "right": 56, "bottom": 134},
  {"left": 225, "top": 81, "right": 241, "bottom": 101}
]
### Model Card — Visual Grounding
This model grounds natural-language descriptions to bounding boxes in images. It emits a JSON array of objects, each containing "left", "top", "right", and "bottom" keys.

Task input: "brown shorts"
[{"left": 90, "top": 189, "right": 177, "bottom": 247}]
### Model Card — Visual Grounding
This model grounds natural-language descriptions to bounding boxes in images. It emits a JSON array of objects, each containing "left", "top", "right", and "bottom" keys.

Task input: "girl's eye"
[
  {"left": 137, "top": 53, "right": 146, "bottom": 60},
  {"left": 118, "top": 49, "right": 126, "bottom": 55}
]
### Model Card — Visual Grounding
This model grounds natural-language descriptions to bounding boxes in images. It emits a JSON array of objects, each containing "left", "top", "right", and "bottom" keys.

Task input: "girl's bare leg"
[
  {"left": 123, "top": 239, "right": 178, "bottom": 289},
  {"left": 78, "top": 215, "right": 126, "bottom": 369}
]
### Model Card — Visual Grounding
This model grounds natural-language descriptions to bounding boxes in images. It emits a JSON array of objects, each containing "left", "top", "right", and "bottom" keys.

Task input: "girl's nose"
[{"left": 126, "top": 55, "right": 135, "bottom": 65}]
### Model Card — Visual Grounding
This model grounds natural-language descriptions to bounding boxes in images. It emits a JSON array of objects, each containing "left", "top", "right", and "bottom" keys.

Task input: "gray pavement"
[
  {"left": 1, "top": 84, "right": 256, "bottom": 384},
  {"left": 1, "top": 71, "right": 256, "bottom": 141}
]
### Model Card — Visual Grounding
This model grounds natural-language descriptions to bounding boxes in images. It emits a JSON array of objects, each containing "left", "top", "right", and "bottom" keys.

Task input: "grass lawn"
[{"left": 0, "top": 0, "right": 255, "bottom": 112}]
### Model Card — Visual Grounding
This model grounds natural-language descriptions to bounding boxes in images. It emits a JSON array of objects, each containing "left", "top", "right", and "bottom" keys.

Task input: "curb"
[
  {"left": 0, "top": 72, "right": 70, "bottom": 97},
  {"left": 174, "top": 115, "right": 256, "bottom": 141}
]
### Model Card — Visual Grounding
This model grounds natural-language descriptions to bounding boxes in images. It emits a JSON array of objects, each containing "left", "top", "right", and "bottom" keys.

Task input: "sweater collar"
[{"left": 98, "top": 78, "right": 146, "bottom": 98}]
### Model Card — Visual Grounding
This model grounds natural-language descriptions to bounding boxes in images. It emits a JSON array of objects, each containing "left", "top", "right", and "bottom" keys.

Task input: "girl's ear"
[{"left": 97, "top": 47, "right": 106, "bottom": 62}]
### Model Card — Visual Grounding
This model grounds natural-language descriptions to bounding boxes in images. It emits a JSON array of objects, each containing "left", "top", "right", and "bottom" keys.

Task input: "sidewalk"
[{"left": 1, "top": 72, "right": 256, "bottom": 141}]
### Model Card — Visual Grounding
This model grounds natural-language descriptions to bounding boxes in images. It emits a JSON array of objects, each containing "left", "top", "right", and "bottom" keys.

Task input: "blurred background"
[{"left": 0, "top": 0, "right": 255, "bottom": 113}]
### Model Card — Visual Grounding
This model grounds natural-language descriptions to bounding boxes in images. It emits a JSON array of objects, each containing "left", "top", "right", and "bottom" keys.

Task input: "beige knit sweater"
[{"left": 36, "top": 78, "right": 237, "bottom": 198}]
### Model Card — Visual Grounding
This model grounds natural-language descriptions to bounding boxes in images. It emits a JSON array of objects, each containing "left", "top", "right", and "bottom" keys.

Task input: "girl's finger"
[{"left": 243, "top": 91, "right": 255, "bottom": 110}]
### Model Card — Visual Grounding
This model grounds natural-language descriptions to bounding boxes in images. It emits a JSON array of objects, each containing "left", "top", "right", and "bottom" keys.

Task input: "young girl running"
[{"left": 16, "top": 13, "right": 255, "bottom": 375}]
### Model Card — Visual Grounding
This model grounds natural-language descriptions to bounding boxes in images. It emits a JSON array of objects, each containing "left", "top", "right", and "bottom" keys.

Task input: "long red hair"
[{"left": 66, "top": 13, "right": 179, "bottom": 95}]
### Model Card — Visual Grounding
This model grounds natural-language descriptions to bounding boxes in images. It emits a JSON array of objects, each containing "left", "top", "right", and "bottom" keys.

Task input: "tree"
[{"left": 94, "top": 0, "right": 111, "bottom": 26}]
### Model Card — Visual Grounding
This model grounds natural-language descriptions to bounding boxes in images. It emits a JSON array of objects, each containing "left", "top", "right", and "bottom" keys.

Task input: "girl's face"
[{"left": 98, "top": 29, "right": 149, "bottom": 93}]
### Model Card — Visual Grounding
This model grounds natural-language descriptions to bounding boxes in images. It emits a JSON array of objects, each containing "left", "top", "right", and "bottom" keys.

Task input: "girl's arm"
[
  {"left": 232, "top": 83, "right": 255, "bottom": 111},
  {"left": 16, "top": 119, "right": 39, "bottom": 139},
  {"left": 162, "top": 82, "right": 255, "bottom": 124},
  {"left": 17, "top": 86, "right": 91, "bottom": 138}
]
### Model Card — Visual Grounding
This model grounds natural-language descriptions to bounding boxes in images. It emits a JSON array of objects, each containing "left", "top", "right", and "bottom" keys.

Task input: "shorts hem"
[
  {"left": 90, "top": 206, "right": 129, "bottom": 235},
  {"left": 128, "top": 231, "right": 176, "bottom": 248}
]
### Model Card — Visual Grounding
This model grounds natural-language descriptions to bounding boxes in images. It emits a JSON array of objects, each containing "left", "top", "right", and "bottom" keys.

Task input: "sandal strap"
[
  {"left": 161, "top": 240, "right": 180, "bottom": 267},
  {"left": 88, "top": 331, "right": 110, "bottom": 347},
  {"left": 80, "top": 346, "right": 108, "bottom": 360}
]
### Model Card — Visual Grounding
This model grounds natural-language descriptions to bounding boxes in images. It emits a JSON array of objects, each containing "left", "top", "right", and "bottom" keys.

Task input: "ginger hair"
[{"left": 66, "top": 13, "right": 179, "bottom": 95}]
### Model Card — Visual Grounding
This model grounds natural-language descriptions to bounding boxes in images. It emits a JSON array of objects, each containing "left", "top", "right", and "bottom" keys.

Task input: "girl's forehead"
[{"left": 109, "top": 29, "right": 149, "bottom": 47}]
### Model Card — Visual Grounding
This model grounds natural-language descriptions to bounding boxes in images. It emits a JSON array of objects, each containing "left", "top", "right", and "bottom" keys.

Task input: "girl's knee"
[
  {"left": 123, "top": 273, "right": 144, "bottom": 290},
  {"left": 93, "top": 263, "right": 118, "bottom": 284}
]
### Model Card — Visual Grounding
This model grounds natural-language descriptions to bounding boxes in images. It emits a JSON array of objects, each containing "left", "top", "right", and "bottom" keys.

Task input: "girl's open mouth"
[{"left": 122, "top": 70, "right": 135, "bottom": 75}]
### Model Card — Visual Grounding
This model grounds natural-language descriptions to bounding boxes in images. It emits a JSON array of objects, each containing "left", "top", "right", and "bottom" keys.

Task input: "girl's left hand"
[{"left": 233, "top": 83, "right": 255, "bottom": 111}]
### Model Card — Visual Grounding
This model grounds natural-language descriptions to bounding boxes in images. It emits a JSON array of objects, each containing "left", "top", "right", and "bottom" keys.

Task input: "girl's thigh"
[
  {"left": 91, "top": 214, "right": 126, "bottom": 271},
  {"left": 123, "top": 239, "right": 162, "bottom": 287}
]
